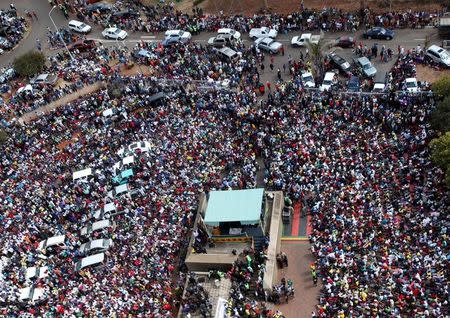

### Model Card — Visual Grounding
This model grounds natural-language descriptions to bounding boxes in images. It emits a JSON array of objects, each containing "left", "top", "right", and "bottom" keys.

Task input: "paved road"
[{"left": 0, "top": 0, "right": 440, "bottom": 85}]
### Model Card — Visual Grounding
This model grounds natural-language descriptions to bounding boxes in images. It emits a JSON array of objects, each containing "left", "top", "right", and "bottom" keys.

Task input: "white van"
[
  {"left": 68, "top": 20, "right": 91, "bottom": 34},
  {"left": 26, "top": 266, "right": 49, "bottom": 281},
  {"left": 75, "top": 253, "right": 106, "bottom": 271},
  {"left": 38, "top": 235, "right": 66, "bottom": 251},
  {"left": 80, "top": 219, "right": 115, "bottom": 236}
]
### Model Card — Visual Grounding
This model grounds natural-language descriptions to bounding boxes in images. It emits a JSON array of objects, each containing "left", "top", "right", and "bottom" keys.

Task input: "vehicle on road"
[
  {"left": 80, "top": 219, "right": 116, "bottom": 237},
  {"left": 301, "top": 72, "right": 315, "bottom": 88},
  {"left": 217, "top": 28, "right": 241, "bottom": 40},
  {"left": 132, "top": 49, "right": 157, "bottom": 60},
  {"left": 161, "top": 37, "right": 181, "bottom": 47},
  {"left": 320, "top": 72, "right": 337, "bottom": 92},
  {"left": 333, "top": 36, "right": 355, "bottom": 48},
  {"left": 255, "top": 37, "right": 282, "bottom": 54},
  {"left": 79, "top": 239, "right": 113, "bottom": 256},
  {"left": 327, "top": 52, "right": 352, "bottom": 76},
  {"left": 291, "top": 33, "right": 320, "bottom": 47},
  {"left": 164, "top": 30, "right": 192, "bottom": 43},
  {"left": 347, "top": 76, "right": 360, "bottom": 92},
  {"left": 404, "top": 78, "right": 419, "bottom": 92},
  {"left": 372, "top": 71, "right": 390, "bottom": 93},
  {"left": 85, "top": 2, "right": 113, "bottom": 14},
  {"left": 69, "top": 39, "right": 96, "bottom": 52},
  {"left": 110, "top": 9, "right": 139, "bottom": 20},
  {"left": 208, "top": 34, "right": 233, "bottom": 48},
  {"left": 0, "top": 68, "right": 15, "bottom": 84},
  {"left": 249, "top": 27, "right": 277, "bottom": 39},
  {"left": 29, "top": 74, "right": 58, "bottom": 86},
  {"left": 75, "top": 253, "right": 106, "bottom": 271},
  {"left": 356, "top": 57, "right": 377, "bottom": 77},
  {"left": 426, "top": 45, "right": 450, "bottom": 67},
  {"left": 215, "top": 47, "right": 239, "bottom": 61},
  {"left": 68, "top": 20, "right": 92, "bottom": 34},
  {"left": 363, "top": 27, "right": 394, "bottom": 40},
  {"left": 102, "top": 27, "right": 128, "bottom": 40}
]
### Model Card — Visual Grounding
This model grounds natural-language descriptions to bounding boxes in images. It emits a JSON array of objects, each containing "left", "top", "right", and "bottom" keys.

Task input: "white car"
[
  {"left": 320, "top": 72, "right": 337, "bottom": 92},
  {"left": 102, "top": 27, "right": 128, "bottom": 40},
  {"left": 291, "top": 33, "right": 320, "bottom": 47},
  {"left": 255, "top": 37, "right": 282, "bottom": 54},
  {"left": 426, "top": 45, "right": 450, "bottom": 67},
  {"left": 68, "top": 20, "right": 91, "bottom": 34},
  {"left": 249, "top": 27, "right": 277, "bottom": 39},
  {"left": 372, "top": 82, "right": 386, "bottom": 93},
  {"left": 164, "top": 30, "right": 192, "bottom": 43},
  {"left": 301, "top": 72, "right": 315, "bottom": 88},
  {"left": 217, "top": 28, "right": 241, "bottom": 40},
  {"left": 405, "top": 78, "right": 419, "bottom": 93}
]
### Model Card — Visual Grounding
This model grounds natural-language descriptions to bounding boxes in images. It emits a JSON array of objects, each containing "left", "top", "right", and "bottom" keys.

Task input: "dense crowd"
[
  {"left": 0, "top": 2, "right": 448, "bottom": 318},
  {"left": 0, "top": 6, "right": 27, "bottom": 54}
]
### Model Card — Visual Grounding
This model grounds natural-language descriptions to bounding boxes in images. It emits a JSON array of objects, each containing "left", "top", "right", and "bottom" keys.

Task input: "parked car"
[
  {"left": 0, "top": 68, "right": 15, "bottom": 84},
  {"left": 404, "top": 77, "right": 419, "bottom": 92},
  {"left": 255, "top": 37, "right": 282, "bottom": 54},
  {"left": 164, "top": 30, "right": 192, "bottom": 43},
  {"left": 328, "top": 52, "right": 352, "bottom": 76},
  {"left": 161, "top": 37, "right": 181, "bottom": 47},
  {"left": 356, "top": 57, "right": 377, "bottom": 77},
  {"left": 372, "top": 71, "right": 390, "bottom": 93},
  {"left": 30, "top": 73, "right": 58, "bottom": 86},
  {"left": 215, "top": 47, "right": 239, "bottom": 61},
  {"left": 102, "top": 27, "right": 128, "bottom": 40},
  {"left": 291, "top": 33, "right": 320, "bottom": 47},
  {"left": 320, "top": 72, "right": 337, "bottom": 92},
  {"left": 68, "top": 20, "right": 91, "bottom": 34},
  {"left": 69, "top": 39, "right": 96, "bottom": 52},
  {"left": 132, "top": 49, "right": 157, "bottom": 60},
  {"left": 80, "top": 219, "right": 116, "bottom": 236},
  {"left": 207, "top": 34, "right": 232, "bottom": 48},
  {"left": 426, "top": 45, "right": 450, "bottom": 67},
  {"left": 301, "top": 72, "right": 315, "bottom": 88},
  {"left": 79, "top": 239, "right": 113, "bottom": 256},
  {"left": 0, "top": 36, "right": 12, "bottom": 49},
  {"left": 373, "top": 82, "right": 386, "bottom": 93},
  {"left": 217, "top": 28, "right": 241, "bottom": 40},
  {"left": 110, "top": 9, "right": 139, "bottom": 20},
  {"left": 85, "top": 2, "right": 113, "bottom": 13},
  {"left": 249, "top": 27, "right": 277, "bottom": 39},
  {"left": 347, "top": 76, "right": 360, "bottom": 92},
  {"left": 363, "top": 27, "right": 394, "bottom": 40},
  {"left": 38, "top": 235, "right": 66, "bottom": 252},
  {"left": 334, "top": 36, "right": 355, "bottom": 48},
  {"left": 93, "top": 202, "right": 118, "bottom": 220}
]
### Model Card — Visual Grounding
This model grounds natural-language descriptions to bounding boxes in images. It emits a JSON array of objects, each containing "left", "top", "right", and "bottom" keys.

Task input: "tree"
[
  {"left": 305, "top": 33, "right": 329, "bottom": 81},
  {"left": 430, "top": 96, "right": 450, "bottom": 133},
  {"left": 0, "top": 129, "right": 7, "bottom": 144},
  {"left": 430, "top": 132, "right": 450, "bottom": 188},
  {"left": 431, "top": 76, "right": 450, "bottom": 98},
  {"left": 13, "top": 51, "right": 46, "bottom": 77}
]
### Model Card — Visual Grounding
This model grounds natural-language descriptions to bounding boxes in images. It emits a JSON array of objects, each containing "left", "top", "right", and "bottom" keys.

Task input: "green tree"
[
  {"left": 431, "top": 76, "right": 450, "bottom": 98},
  {"left": 306, "top": 32, "right": 334, "bottom": 81},
  {"left": 13, "top": 51, "right": 46, "bottom": 77},
  {"left": 430, "top": 132, "right": 450, "bottom": 188},
  {"left": 430, "top": 96, "right": 450, "bottom": 133}
]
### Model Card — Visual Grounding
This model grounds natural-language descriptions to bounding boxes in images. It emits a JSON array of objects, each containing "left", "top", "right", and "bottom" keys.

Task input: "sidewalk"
[{"left": 275, "top": 241, "right": 319, "bottom": 317}]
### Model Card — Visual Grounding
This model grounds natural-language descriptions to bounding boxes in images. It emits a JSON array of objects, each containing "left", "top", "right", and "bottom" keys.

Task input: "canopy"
[{"left": 204, "top": 188, "right": 264, "bottom": 226}]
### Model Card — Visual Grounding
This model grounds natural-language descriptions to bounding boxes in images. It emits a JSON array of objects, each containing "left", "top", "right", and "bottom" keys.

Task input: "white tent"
[{"left": 72, "top": 168, "right": 92, "bottom": 181}]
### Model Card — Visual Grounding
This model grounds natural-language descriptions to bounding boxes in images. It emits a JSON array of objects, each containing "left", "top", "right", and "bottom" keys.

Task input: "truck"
[{"left": 438, "top": 13, "right": 450, "bottom": 38}]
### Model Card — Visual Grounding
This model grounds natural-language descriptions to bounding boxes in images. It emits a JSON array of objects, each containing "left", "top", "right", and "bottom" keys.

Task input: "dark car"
[
  {"left": 161, "top": 37, "right": 181, "bottom": 47},
  {"left": 111, "top": 10, "right": 139, "bottom": 20},
  {"left": 363, "top": 27, "right": 394, "bottom": 40},
  {"left": 69, "top": 39, "right": 96, "bottom": 52},
  {"left": 334, "top": 36, "right": 355, "bottom": 48},
  {"left": 347, "top": 76, "right": 360, "bottom": 92},
  {"left": 328, "top": 52, "right": 352, "bottom": 76},
  {"left": 85, "top": 2, "right": 114, "bottom": 14}
]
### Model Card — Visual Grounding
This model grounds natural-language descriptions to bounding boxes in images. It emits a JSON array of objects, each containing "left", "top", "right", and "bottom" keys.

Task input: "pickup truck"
[
  {"left": 249, "top": 27, "right": 278, "bottom": 39},
  {"left": 29, "top": 73, "right": 58, "bottom": 86},
  {"left": 291, "top": 33, "right": 321, "bottom": 47}
]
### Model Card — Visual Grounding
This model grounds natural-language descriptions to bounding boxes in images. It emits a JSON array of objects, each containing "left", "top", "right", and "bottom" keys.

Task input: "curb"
[{"left": 281, "top": 237, "right": 309, "bottom": 241}]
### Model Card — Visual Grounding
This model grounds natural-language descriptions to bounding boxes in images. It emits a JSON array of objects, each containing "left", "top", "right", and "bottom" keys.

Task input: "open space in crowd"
[{"left": 0, "top": 1, "right": 449, "bottom": 317}]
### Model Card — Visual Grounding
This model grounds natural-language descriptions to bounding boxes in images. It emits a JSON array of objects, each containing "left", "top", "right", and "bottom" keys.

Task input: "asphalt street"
[{"left": 0, "top": 0, "right": 441, "bottom": 86}]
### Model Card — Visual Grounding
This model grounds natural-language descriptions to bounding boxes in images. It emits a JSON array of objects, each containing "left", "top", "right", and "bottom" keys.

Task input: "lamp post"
[{"left": 49, "top": 5, "right": 74, "bottom": 61}]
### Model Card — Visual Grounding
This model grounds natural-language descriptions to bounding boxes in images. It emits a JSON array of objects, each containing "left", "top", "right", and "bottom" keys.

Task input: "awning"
[{"left": 204, "top": 188, "right": 264, "bottom": 226}]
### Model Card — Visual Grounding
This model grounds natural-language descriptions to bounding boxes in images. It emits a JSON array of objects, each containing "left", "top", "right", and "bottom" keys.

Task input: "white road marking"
[
  {"left": 140, "top": 35, "right": 156, "bottom": 39},
  {"left": 413, "top": 38, "right": 425, "bottom": 41}
]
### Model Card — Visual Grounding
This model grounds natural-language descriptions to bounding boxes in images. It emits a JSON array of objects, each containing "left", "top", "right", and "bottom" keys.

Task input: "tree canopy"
[
  {"left": 430, "top": 132, "right": 450, "bottom": 188},
  {"left": 13, "top": 50, "right": 46, "bottom": 77}
]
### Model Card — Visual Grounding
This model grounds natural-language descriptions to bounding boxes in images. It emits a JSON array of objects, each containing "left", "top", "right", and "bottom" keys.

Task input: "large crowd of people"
[
  {"left": 0, "top": 1, "right": 448, "bottom": 318},
  {"left": 0, "top": 5, "right": 27, "bottom": 54}
]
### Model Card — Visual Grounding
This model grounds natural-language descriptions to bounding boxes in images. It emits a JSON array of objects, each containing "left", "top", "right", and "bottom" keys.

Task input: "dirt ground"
[
  {"left": 141, "top": 0, "right": 444, "bottom": 15},
  {"left": 416, "top": 64, "right": 450, "bottom": 83}
]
